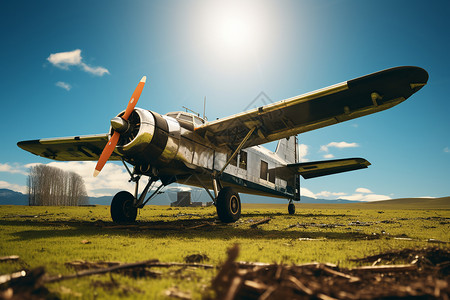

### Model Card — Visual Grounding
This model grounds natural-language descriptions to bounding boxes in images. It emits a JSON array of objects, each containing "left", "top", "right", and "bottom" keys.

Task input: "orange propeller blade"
[
  {"left": 123, "top": 76, "right": 146, "bottom": 120},
  {"left": 93, "top": 76, "right": 147, "bottom": 177},
  {"left": 93, "top": 131, "right": 120, "bottom": 177}
]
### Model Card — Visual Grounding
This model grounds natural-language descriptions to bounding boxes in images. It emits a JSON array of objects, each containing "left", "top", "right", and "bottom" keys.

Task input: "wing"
[
  {"left": 195, "top": 66, "right": 428, "bottom": 149},
  {"left": 17, "top": 134, "right": 122, "bottom": 161},
  {"left": 286, "top": 158, "right": 371, "bottom": 179}
]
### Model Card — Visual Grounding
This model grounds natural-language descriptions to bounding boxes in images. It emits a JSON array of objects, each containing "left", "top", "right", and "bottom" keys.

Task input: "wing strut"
[
  {"left": 217, "top": 127, "right": 256, "bottom": 176},
  {"left": 192, "top": 173, "right": 217, "bottom": 205}
]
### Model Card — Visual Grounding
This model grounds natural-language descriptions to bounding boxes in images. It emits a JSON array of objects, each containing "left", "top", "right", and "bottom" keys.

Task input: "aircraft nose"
[{"left": 111, "top": 117, "right": 129, "bottom": 134}]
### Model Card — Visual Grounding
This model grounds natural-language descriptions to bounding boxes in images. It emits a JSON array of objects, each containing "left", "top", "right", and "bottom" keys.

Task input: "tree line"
[{"left": 28, "top": 164, "right": 89, "bottom": 206}]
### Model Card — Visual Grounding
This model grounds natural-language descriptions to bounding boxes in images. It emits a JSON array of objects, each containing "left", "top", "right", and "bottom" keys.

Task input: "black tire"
[
  {"left": 216, "top": 187, "right": 241, "bottom": 223},
  {"left": 288, "top": 202, "right": 295, "bottom": 215},
  {"left": 111, "top": 191, "right": 138, "bottom": 223}
]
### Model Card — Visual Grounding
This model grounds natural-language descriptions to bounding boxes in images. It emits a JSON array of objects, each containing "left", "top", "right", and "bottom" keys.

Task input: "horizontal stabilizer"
[{"left": 287, "top": 158, "right": 371, "bottom": 179}]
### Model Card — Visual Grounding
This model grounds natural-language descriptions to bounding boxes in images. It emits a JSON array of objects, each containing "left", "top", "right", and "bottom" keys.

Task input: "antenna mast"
[{"left": 203, "top": 96, "right": 207, "bottom": 120}]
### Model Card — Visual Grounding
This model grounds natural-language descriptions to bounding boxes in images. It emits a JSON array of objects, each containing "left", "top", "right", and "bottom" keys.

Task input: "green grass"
[{"left": 0, "top": 203, "right": 448, "bottom": 299}]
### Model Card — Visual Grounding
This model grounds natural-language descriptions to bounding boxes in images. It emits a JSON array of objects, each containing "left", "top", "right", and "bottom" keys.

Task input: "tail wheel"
[
  {"left": 111, "top": 191, "right": 138, "bottom": 223},
  {"left": 216, "top": 187, "right": 241, "bottom": 223},
  {"left": 288, "top": 201, "right": 295, "bottom": 215}
]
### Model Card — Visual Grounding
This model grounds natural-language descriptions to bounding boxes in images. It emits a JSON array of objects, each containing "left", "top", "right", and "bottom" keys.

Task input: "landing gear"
[
  {"left": 216, "top": 187, "right": 241, "bottom": 223},
  {"left": 111, "top": 191, "right": 138, "bottom": 223},
  {"left": 288, "top": 200, "right": 295, "bottom": 215}
]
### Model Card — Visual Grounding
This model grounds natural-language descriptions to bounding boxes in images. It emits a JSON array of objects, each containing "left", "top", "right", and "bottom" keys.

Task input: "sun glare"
[
  {"left": 217, "top": 15, "right": 254, "bottom": 52},
  {"left": 195, "top": 1, "right": 275, "bottom": 64}
]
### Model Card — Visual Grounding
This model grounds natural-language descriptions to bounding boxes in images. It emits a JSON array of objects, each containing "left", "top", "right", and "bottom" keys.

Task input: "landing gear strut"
[
  {"left": 288, "top": 200, "right": 295, "bottom": 215},
  {"left": 110, "top": 161, "right": 167, "bottom": 223},
  {"left": 192, "top": 173, "right": 242, "bottom": 223}
]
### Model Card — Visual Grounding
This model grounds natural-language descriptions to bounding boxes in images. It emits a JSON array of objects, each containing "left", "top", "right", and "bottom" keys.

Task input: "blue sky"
[{"left": 1, "top": 0, "right": 449, "bottom": 201}]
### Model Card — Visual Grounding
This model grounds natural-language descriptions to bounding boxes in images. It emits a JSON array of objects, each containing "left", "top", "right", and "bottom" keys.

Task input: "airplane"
[{"left": 18, "top": 66, "right": 428, "bottom": 223}]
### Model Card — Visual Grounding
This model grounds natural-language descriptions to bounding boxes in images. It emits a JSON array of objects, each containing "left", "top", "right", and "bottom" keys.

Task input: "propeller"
[{"left": 93, "top": 76, "right": 147, "bottom": 177}]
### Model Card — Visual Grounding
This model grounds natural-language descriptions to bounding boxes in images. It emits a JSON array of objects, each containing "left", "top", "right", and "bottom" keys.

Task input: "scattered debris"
[
  {"left": 176, "top": 213, "right": 201, "bottom": 217},
  {"left": 287, "top": 222, "right": 345, "bottom": 229},
  {"left": 0, "top": 267, "right": 52, "bottom": 299},
  {"left": 351, "top": 247, "right": 450, "bottom": 267},
  {"left": 348, "top": 221, "right": 372, "bottom": 226},
  {"left": 207, "top": 245, "right": 450, "bottom": 299},
  {"left": 0, "top": 256, "right": 20, "bottom": 263},
  {"left": 250, "top": 218, "right": 272, "bottom": 228},
  {"left": 184, "top": 254, "right": 209, "bottom": 264},
  {"left": 2, "top": 247, "right": 448, "bottom": 299},
  {"left": 428, "top": 239, "right": 449, "bottom": 244},
  {"left": 165, "top": 287, "right": 191, "bottom": 299},
  {"left": 394, "top": 237, "right": 414, "bottom": 241},
  {"left": 2, "top": 213, "right": 55, "bottom": 219},
  {"left": 98, "top": 220, "right": 217, "bottom": 231},
  {"left": 56, "top": 259, "right": 214, "bottom": 282}
]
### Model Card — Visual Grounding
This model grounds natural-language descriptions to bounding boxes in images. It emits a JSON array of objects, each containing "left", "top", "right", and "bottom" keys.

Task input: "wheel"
[
  {"left": 216, "top": 187, "right": 241, "bottom": 223},
  {"left": 288, "top": 201, "right": 295, "bottom": 215},
  {"left": 111, "top": 191, "right": 138, "bottom": 223}
]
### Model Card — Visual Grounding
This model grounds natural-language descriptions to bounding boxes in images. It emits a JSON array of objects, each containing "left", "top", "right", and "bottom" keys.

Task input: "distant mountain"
[
  {"left": 0, "top": 189, "right": 28, "bottom": 205},
  {"left": 9, "top": 188, "right": 445, "bottom": 207},
  {"left": 88, "top": 190, "right": 361, "bottom": 205},
  {"left": 0, "top": 188, "right": 361, "bottom": 206}
]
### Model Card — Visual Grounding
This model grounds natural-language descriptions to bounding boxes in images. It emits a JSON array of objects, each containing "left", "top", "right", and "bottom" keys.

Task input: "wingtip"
[
  {"left": 93, "top": 169, "right": 100, "bottom": 177},
  {"left": 140, "top": 76, "right": 147, "bottom": 83}
]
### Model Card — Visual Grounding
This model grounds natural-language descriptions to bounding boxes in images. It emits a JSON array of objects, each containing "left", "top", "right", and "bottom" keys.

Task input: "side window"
[
  {"left": 239, "top": 151, "right": 247, "bottom": 170},
  {"left": 260, "top": 160, "right": 268, "bottom": 180},
  {"left": 228, "top": 152, "right": 237, "bottom": 166},
  {"left": 268, "top": 169, "right": 275, "bottom": 183}
]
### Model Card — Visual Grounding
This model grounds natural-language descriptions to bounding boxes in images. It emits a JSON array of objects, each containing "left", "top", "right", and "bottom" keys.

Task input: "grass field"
[{"left": 0, "top": 199, "right": 449, "bottom": 299}]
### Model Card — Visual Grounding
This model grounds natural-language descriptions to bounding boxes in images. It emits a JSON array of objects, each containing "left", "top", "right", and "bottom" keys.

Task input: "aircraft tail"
[{"left": 275, "top": 136, "right": 298, "bottom": 164}]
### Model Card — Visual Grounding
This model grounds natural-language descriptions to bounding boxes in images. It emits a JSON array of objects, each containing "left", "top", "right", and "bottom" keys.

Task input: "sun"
[
  {"left": 195, "top": 1, "right": 273, "bottom": 63},
  {"left": 216, "top": 14, "right": 255, "bottom": 52}
]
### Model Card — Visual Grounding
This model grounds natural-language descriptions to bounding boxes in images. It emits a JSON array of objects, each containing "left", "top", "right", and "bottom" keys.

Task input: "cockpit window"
[
  {"left": 166, "top": 113, "right": 179, "bottom": 119},
  {"left": 165, "top": 112, "right": 206, "bottom": 130},
  {"left": 193, "top": 116, "right": 205, "bottom": 127},
  {"left": 178, "top": 114, "right": 193, "bottom": 123}
]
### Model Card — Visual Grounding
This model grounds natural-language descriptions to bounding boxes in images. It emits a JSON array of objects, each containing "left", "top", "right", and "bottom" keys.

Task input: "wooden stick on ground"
[{"left": 45, "top": 260, "right": 214, "bottom": 283}]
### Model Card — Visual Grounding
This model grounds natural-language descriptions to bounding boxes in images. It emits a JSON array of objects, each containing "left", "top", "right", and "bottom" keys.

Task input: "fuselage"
[{"left": 114, "top": 109, "right": 299, "bottom": 200}]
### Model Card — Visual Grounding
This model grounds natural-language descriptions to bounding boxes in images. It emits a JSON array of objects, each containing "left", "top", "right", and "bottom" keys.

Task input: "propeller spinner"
[{"left": 93, "top": 76, "right": 147, "bottom": 177}]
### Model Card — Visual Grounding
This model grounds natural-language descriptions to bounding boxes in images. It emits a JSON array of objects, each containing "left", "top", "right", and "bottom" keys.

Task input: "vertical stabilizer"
[{"left": 275, "top": 136, "right": 298, "bottom": 164}]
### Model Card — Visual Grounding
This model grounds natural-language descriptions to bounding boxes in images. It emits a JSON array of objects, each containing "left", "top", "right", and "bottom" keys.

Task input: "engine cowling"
[{"left": 111, "top": 108, "right": 181, "bottom": 171}]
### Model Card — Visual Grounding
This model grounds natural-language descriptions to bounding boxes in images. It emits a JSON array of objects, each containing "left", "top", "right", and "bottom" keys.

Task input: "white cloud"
[
  {"left": 339, "top": 193, "right": 391, "bottom": 202},
  {"left": 55, "top": 81, "right": 71, "bottom": 91},
  {"left": 47, "top": 49, "right": 110, "bottom": 76},
  {"left": 0, "top": 163, "right": 28, "bottom": 175},
  {"left": 444, "top": 147, "right": 449, "bottom": 153},
  {"left": 323, "top": 154, "right": 334, "bottom": 159},
  {"left": 301, "top": 186, "right": 391, "bottom": 202},
  {"left": 315, "top": 191, "right": 347, "bottom": 198},
  {"left": 320, "top": 141, "right": 359, "bottom": 152},
  {"left": 355, "top": 187, "right": 372, "bottom": 194},
  {"left": 0, "top": 181, "right": 27, "bottom": 194},
  {"left": 80, "top": 63, "right": 109, "bottom": 76},
  {"left": 47, "top": 49, "right": 82, "bottom": 69},
  {"left": 298, "top": 144, "right": 309, "bottom": 162},
  {"left": 300, "top": 187, "right": 317, "bottom": 199}
]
